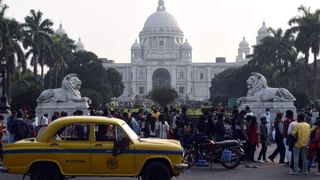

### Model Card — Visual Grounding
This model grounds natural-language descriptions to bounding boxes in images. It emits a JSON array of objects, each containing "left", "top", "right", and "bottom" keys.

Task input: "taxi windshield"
[{"left": 121, "top": 122, "right": 139, "bottom": 140}]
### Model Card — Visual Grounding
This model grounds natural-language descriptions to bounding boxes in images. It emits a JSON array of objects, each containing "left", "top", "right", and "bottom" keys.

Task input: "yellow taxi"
[{"left": 0, "top": 116, "right": 187, "bottom": 180}]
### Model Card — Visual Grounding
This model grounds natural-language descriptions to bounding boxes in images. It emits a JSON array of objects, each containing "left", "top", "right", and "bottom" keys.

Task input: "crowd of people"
[{"left": 1, "top": 105, "right": 320, "bottom": 176}]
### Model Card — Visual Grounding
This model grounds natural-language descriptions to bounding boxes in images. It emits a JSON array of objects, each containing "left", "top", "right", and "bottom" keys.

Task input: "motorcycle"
[{"left": 183, "top": 136, "right": 243, "bottom": 169}]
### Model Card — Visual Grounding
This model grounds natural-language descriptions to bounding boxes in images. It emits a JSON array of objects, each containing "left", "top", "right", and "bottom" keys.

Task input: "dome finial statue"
[{"left": 157, "top": 0, "right": 166, "bottom": 12}]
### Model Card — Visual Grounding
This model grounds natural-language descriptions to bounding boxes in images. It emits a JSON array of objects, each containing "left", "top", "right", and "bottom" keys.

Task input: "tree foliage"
[
  {"left": 65, "top": 51, "right": 123, "bottom": 105},
  {"left": 149, "top": 87, "right": 178, "bottom": 108}
]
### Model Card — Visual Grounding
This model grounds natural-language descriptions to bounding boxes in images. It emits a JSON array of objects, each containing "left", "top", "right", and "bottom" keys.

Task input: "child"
[{"left": 0, "top": 115, "right": 6, "bottom": 162}]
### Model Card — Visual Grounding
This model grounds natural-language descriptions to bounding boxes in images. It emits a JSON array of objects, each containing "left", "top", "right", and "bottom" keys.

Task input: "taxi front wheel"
[
  {"left": 30, "top": 163, "right": 63, "bottom": 180},
  {"left": 141, "top": 161, "right": 172, "bottom": 180}
]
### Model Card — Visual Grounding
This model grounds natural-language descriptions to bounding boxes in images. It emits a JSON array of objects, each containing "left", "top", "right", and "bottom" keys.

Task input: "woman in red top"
[{"left": 245, "top": 116, "right": 259, "bottom": 167}]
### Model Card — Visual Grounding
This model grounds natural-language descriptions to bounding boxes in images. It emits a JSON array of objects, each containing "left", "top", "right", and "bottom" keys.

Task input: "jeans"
[
  {"left": 258, "top": 141, "right": 267, "bottom": 160},
  {"left": 293, "top": 146, "right": 308, "bottom": 172},
  {"left": 269, "top": 140, "right": 285, "bottom": 163},
  {"left": 283, "top": 138, "right": 291, "bottom": 163}
]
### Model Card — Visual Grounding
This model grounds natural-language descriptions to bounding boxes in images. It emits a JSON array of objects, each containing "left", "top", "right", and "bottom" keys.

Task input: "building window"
[
  {"left": 139, "top": 87, "right": 144, "bottom": 94},
  {"left": 138, "top": 71, "right": 144, "bottom": 80},
  {"left": 179, "top": 72, "right": 184, "bottom": 79},
  {"left": 159, "top": 40, "right": 164, "bottom": 47},
  {"left": 179, "top": 87, "right": 184, "bottom": 94},
  {"left": 200, "top": 73, "right": 204, "bottom": 80}
]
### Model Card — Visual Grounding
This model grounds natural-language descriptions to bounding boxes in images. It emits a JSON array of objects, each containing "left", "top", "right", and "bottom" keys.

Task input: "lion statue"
[
  {"left": 37, "top": 74, "right": 91, "bottom": 104},
  {"left": 239, "top": 72, "right": 295, "bottom": 102}
]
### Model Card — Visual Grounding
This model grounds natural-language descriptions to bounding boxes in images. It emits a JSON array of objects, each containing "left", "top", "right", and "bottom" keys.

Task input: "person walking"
[
  {"left": 6, "top": 111, "right": 17, "bottom": 143},
  {"left": 311, "top": 118, "right": 320, "bottom": 175},
  {"left": 283, "top": 110, "right": 295, "bottom": 165},
  {"left": 268, "top": 112, "right": 285, "bottom": 164},
  {"left": 289, "top": 113, "right": 311, "bottom": 175},
  {"left": 258, "top": 117, "right": 268, "bottom": 163},
  {"left": 246, "top": 116, "right": 259, "bottom": 164}
]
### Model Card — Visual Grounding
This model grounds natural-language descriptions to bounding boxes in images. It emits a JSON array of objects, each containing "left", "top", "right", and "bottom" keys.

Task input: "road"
[
  {"left": 1, "top": 161, "right": 320, "bottom": 180},
  {"left": 1, "top": 144, "right": 320, "bottom": 180}
]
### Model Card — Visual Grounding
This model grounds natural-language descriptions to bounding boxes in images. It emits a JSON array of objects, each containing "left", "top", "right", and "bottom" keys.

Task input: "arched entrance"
[{"left": 152, "top": 68, "right": 171, "bottom": 89}]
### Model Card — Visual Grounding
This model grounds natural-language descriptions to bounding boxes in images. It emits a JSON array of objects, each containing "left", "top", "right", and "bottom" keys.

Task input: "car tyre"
[
  {"left": 30, "top": 163, "right": 63, "bottom": 180},
  {"left": 141, "top": 161, "right": 172, "bottom": 180}
]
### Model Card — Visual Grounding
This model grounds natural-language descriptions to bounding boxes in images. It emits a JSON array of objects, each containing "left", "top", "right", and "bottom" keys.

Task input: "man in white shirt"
[
  {"left": 38, "top": 114, "right": 49, "bottom": 127},
  {"left": 262, "top": 108, "right": 272, "bottom": 142}
]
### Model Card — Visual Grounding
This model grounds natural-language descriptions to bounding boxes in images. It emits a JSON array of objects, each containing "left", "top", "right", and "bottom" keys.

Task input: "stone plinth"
[
  {"left": 239, "top": 101, "right": 297, "bottom": 122},
  {"left": 36, "top": 102, "right": 89, "bottom": 121}
]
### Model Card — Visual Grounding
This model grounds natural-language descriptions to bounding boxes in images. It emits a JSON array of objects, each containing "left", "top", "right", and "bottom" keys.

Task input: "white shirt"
[
  {"left": 39, "top": 116, "right": 48, "bottom": 126},
  {"left": 287, "top": 121, "right": 297, "bottom": 135},
  {"left": 155, "top": 121, "right": 169, "bottom": 139},
  {"left": 264, "top": 112, "right": 271, "bottom": 123}
]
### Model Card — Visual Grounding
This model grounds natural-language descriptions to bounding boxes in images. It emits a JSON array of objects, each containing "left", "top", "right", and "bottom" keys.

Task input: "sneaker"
[
  {"left": 303, "top": 171, "right": 309, "bottom": 175},
  {"left": 315, "top": 172, "right": 320, "bottom": 176},
  {"left": 257, "top": 160, "right": 264, "bottom": 163},
  {"left": 268, "top": 156, "right": 274, "bottom": 163},
  {"left": 288, "top": 170, "right": 298, "bottom": 175}
]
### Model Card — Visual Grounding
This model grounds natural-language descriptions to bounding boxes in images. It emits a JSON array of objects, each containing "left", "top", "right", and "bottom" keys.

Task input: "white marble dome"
[
  {"left": 144, "top": 11, "right": 179, "bottom": 29},
  {"left": 55, "top": 24, "right": 66, "bottom": 36},
  {"left": 258, "top": 22, "right": 268, "bottom": 35},
  {"left": 182, "top": 39, "right": 192, "bottom": 49},
  {"left": 239, "top": 37, "right": 249, "bottom": 47},
  {"left": 75, "top": 38, "right": 85, "bottom": 52},
  {"left": 131, "top": 39, "right": 141, "bottom": 49}
]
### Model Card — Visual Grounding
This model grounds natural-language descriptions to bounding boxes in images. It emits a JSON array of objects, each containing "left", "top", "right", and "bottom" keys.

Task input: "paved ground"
[
  {"left": 1, "top": 162, "right": 320, "bottom": 180},
  {"left": 1, "top": 144, "right": 320, "bottom": 180}
]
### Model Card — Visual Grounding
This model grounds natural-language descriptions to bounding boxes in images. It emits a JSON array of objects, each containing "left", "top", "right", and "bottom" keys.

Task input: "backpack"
[{"left": 12, "top": 120, "right": 30, "bottom": 141}]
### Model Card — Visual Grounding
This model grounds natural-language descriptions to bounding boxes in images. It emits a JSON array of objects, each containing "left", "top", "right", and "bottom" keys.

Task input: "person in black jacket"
[
  {"left": 258, "top": 117, "right": 268, "bottom": 162},
  {"left": 215, "top": 113, "right": 226, "bottom": 141},
  {"left": 268, "top": 112, "right": 285, "bottom": 163}
]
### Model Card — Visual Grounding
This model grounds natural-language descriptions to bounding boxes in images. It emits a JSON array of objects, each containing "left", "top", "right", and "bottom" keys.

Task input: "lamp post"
[{"left": 0, "top": 60, "right": 10, "bottom": 113}]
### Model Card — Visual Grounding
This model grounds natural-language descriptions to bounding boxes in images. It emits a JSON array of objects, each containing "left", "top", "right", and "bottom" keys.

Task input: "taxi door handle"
[
  {"left": 95, "top": 144, "right": 103, "bottom": 147},
  {"left": 50, "top": 143, "right": 58, "bottom": 146}
]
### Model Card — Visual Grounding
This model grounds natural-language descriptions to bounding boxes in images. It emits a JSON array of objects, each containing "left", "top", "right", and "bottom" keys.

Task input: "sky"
[{"left": 3, "top": 0, "right": 320, "bottom": 63}]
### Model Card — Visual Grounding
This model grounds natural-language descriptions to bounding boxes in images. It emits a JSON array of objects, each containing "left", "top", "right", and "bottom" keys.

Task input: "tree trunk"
[
  {"left": 304, "top": 52, "right": 309, "bottom": 96},
  {"left": 40, "top": 63, "right": 44, "bottom": 86},
  {"left": 313, "top": 52, "right": 318, "bottom": 99},
  {"left": 33, "top": 56, "right": 38, "bottom": 77},
  {"left": 6, "top": 71, "right": 11, "bottom": 102},
  {"left": 49, "top": 68, "right": 52, "bottom": 88}
]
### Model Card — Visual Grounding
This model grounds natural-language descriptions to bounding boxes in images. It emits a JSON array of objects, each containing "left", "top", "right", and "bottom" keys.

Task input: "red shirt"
[
  {"left": 247, "top": 125, "right": 259, "bottom": 146},
  {"left": 283, "top": 118, "right": 294, "bottom": 138}
]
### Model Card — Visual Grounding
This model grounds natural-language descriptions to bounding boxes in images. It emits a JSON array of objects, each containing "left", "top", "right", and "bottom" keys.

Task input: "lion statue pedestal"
[
  {"left": 238, "top": 73, "right": 296, "bottom": 121},
  {"left": 35, "top": 74, "right": 91, "bottom": 121}
]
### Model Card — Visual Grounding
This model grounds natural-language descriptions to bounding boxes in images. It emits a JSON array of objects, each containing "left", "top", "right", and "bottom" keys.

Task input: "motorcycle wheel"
[
  {"left": 183, "top": 150, "right": 198, "bottom": 168},
  {"left": 220, "top": 149, "right": 241, "bottom": 169}
]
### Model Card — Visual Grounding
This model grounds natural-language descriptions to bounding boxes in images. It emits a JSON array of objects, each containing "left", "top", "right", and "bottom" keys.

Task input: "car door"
[
  {"left": 90, "top": 123, "right": 135, "bottom": 175},
  {"left": 49, "top": 123, "right": 91, "bottom": 174}
]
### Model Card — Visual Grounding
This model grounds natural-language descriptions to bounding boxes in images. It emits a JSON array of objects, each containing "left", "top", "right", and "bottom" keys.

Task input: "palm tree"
[
  {"left": 265, "top": 28, "right": 297, "bottom": 85},
  {"left": 0, "top": 2, "right": 25, "bottom": 98},
  {"left": 289, "top": 5, "right": 320, "bottom": 97},
  {"left": 49, "top": 34, "right": 75, "bottom": 88},
  {"left": 23, "top": 9, "right": 54, "bottom": 81},
  {"left": 309, "top": 9, "right": 320, "bottom": 98},
  {"left": 249, "top": 28, "right": 297, "bottom": 87}
]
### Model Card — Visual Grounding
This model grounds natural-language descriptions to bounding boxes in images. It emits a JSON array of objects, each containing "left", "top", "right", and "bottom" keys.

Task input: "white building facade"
[{"left": 102, "top": 0, "right": 267, "bottom": 102}]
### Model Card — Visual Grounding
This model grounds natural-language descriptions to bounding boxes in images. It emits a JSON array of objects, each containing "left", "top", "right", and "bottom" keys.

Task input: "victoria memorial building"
[{"left": 57, "top": 0, "right": 270, "bottom": 102}]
